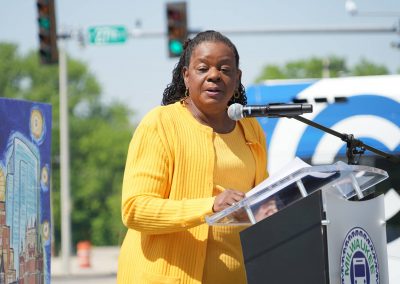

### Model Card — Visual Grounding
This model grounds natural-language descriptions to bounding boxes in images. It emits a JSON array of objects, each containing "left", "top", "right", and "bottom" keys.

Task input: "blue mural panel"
[{"left": 0, "top": 98, "right": 51, "bottom": 284}]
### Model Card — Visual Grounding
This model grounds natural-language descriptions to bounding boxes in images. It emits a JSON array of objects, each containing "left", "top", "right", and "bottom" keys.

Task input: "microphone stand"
[{"left": 289, "top": 115, "right": 400, "bottom": 165}]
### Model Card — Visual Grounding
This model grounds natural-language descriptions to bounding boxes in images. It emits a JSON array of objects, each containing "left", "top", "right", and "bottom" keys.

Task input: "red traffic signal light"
[
  {"left": 37, "top": 0, "right": 58, "bottom": 65},
  {"left": 166, "top": 2, "right": 188, "bottom": 58}
]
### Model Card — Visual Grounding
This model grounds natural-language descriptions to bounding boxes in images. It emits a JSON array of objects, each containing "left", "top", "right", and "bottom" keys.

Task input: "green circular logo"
[{"left": 341, "top": 227, "right": 379, "bottom": 284}]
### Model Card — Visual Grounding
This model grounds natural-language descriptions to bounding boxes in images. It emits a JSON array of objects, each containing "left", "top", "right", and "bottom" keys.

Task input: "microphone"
[{"left": 227, "top": 103, "right": 313, "bottom": 121}]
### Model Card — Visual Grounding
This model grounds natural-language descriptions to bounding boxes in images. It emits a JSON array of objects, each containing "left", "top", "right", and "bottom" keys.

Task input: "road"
[{"left": 51, "top": 246, "right": 119, "bottom": 284}]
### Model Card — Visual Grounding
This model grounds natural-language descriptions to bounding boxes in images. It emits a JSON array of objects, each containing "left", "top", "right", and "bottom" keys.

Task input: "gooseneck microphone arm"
[{"left": 292, "top": 115, "right": 400, "bottom": 165}]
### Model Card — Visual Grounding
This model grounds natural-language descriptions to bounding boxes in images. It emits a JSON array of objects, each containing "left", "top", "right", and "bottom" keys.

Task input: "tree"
[
  {"left": 255, "top": 56, "right": 391, "bottom": 82},
  {"left": 351, "top": 58, "right": 389, "bottom": 76},
  {"left": 255, "top": 56, "right": 347, "bottom": 82},
  {"left": 0, "top": 43, "right": 134, "bottom": 252}
]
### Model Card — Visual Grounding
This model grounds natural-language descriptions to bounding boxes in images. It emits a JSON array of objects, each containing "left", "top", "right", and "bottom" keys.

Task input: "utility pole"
[
  {"left": 37, "top": 0, "right": 72, "bottom": 274},
  {"left": 58, "top": 32, "right": 72, "bottom": 275}
]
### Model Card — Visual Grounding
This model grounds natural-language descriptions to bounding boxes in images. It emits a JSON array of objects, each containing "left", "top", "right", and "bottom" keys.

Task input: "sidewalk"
[
  {"left": 51, "top": 246, "right": 119, "bottom": 283},
  {"left": 50, "top": 244, "right": 400, "bottom": 283}
]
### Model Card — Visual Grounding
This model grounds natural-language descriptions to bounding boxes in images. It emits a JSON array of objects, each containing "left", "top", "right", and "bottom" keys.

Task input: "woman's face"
[{"left": 183, "top": 41, "right": 241, "bottom": 115}]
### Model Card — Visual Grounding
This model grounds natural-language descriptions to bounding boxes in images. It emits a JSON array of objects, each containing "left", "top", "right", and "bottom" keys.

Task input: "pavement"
[
  {"left": 50, "top": 243, "right": 400, "bottom": 283},
  {"left": 51, "top": 246, "right": 119, "bottom": 284}
]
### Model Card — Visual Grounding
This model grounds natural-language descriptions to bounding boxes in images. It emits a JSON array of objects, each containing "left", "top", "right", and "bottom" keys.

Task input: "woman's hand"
[
  {"left": 255, "top": 199, "right": 278, "bottom": 222},
  {"left": 212, "top": 189, "right": 245, "bottom": 212}
]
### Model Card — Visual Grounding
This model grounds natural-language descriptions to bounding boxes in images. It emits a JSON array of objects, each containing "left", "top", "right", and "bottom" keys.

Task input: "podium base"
[{"left": 240, "top": 190, "right": 329, "bottom": 284}]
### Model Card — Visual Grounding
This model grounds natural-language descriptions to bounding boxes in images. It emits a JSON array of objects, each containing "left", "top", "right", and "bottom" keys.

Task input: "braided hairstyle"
[{"left": 162, "top": 30, "right": 247, "bottom": 106}]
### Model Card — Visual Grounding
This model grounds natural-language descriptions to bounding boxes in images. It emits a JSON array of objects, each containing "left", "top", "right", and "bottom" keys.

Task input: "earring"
[
  {"left": 234, "top": 90, "right": 240, "bottom": 101},
  {"left": 180, "top": 88, "right": 189, "bottom": 104}
]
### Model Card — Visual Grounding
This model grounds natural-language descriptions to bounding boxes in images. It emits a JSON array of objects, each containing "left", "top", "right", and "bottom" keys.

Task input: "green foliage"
[
  {"left": 255, "top": 65, "right": 285, "bottom": 81},
  {"left": 255, "top": 55, "right": 391, "bottom": 82},
  {"left": 351, "top": 58, "right": 389, "bottom": 76},
  {"left": 0, "top": 43, "right": 133, "bottom": 252}
]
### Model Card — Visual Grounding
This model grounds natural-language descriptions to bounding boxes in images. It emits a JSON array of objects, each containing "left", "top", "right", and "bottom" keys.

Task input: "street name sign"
[{"left": 88, "top": 26, "right": 128, "bottom": 45}]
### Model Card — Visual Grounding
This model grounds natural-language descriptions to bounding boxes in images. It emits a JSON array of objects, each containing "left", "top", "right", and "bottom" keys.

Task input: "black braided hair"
[{"left": 162, "top": 30, "right": 247, "bottom": 106}]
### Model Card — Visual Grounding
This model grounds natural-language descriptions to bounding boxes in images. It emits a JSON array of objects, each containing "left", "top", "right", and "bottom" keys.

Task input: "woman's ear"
[
  {"left": 183, "top": 66, "right": 189, "bottom": 87},
  {"left": 237, "top": 69, "right": 242, "bottom": 84}
]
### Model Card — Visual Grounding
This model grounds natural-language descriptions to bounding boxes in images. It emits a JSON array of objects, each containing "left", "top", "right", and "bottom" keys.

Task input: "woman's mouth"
[{"left": 206, "top": 88, "right": 222, "bottom": 96}]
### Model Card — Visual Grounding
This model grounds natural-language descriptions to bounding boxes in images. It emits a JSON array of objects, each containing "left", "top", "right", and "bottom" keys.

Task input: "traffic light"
[
  {"left": 166, "top": 2, "right": 188, "bottom": 58},
  {"left": 36, "top": 0, "right": 58, "bottom": 64}
]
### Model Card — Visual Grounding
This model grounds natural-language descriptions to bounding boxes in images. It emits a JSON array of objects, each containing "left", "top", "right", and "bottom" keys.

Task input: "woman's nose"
[{"left": 207, "top": 68, "right": 221, "bottom": 81}]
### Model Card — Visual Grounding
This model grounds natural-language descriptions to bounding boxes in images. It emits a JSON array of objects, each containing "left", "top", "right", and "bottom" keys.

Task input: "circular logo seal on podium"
[{"left": 341, "top": 227, "right": 379, "bottom": 284}]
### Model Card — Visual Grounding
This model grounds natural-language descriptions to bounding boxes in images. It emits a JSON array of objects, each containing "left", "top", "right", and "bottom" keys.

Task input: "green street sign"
[{"left": 88, "top": 26, "right": 128, "bottom": 45}]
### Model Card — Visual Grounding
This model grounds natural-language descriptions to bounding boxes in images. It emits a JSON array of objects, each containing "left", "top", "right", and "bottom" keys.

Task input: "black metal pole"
[{"left": 291, "top": 115, "right": 400, "bottom": 164}]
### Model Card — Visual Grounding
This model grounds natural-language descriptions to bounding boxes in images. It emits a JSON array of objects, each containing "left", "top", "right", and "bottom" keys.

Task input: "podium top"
[{"left": 206, "top": 160, "right": 388, "bottom": 226}]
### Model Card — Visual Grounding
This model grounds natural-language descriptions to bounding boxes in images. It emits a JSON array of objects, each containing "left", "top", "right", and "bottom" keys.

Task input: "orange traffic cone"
[{"left": 77, "top": 240, "right": 91, "bottom": 268}]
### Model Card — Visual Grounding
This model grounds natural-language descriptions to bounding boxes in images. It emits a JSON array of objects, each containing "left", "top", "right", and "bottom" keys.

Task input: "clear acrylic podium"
[{"left": 206, "top": 161, "right": 390, "bottom": 284}]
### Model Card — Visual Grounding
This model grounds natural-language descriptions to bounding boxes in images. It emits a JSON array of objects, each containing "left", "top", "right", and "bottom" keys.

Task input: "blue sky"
[{"left": 1, "top": 0, "right": 400, "bottom": 122}]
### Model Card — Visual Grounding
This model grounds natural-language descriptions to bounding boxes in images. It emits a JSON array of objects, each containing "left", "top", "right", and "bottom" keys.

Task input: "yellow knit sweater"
[
  {"left": 117, "top": 101, "right": 268, "bottom": 284},
  {"left": 202, "top": 126, "right": 256, "bottom": 284}
]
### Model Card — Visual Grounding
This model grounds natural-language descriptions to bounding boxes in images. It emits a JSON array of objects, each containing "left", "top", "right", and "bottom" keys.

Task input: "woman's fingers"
[{"left": 213, "top": 189, "right": 245, "bottom": 212}]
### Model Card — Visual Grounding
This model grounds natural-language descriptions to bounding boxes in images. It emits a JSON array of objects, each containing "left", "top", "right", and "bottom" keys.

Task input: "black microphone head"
[{"left": 227, "top": 103, "right": 243, "bottom": 121}]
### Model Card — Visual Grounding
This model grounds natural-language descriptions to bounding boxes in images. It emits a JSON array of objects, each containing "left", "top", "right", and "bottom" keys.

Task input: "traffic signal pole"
[
  {"left": 128, "top": 24, "right": 399, "bottom": 38},
  {"left": 37, "top": 0, "right": 72, "bottom": 274},
  {"left": 127, "top": 23, "right": 400, "bottom": 55},
  {"left": 58, "top": 34, "right": 72, "bottom": 275}
]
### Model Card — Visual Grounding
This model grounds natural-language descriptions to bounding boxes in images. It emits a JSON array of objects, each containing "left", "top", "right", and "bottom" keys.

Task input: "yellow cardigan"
[{"left": 117, "top": 101, "right": 268, "bottom": 284}]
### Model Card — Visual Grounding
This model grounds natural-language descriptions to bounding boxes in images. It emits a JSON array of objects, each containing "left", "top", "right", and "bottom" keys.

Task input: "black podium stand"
[{"left": 240, "top": 190, "right": 328, "bottom": 284}]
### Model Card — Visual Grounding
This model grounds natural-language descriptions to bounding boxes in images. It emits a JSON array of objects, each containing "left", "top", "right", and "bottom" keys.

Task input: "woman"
[{"left": 117, "top": 30, "right": 268, "bottom": 284}]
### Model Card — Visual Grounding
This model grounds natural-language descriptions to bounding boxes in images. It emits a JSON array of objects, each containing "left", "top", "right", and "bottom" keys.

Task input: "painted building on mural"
[
  {"left": 6, "top": 136, "right": 40, "bottom": 280},
  {"left": 0, "top": 166, "right": 17, "bottom": 284}
]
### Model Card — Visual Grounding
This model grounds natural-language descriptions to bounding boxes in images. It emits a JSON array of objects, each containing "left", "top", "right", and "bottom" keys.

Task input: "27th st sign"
[{"left": 88, "top": 26, "right": 128, "bottom": 45}]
